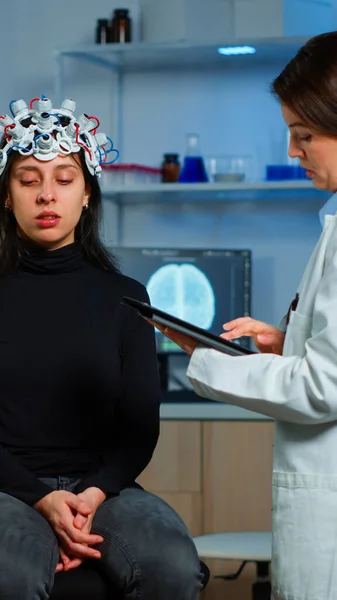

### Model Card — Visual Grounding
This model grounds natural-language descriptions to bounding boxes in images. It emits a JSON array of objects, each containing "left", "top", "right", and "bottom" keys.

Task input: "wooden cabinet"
[
  {"left": 203, "top": 421, "right": 273, "bottom": 533},
  {"left": 139, "top": 421, "right": 201, "bottom": 492},
  {"left": 138, "top": 421, "right": 202, "bottom": 536},
  {"left": 137, "top": 419, "right": 274, "bottom": 600}
]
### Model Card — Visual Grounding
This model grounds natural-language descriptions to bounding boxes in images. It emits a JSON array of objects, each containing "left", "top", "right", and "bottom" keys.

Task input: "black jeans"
[{"left": 0, "top": 477, "right": 203, "bottom": 599}]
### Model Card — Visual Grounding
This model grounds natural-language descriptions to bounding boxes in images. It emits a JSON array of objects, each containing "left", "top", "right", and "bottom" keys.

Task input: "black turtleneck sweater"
[{"left": 0, "top": 243, "right": 161, "bottom": 506}]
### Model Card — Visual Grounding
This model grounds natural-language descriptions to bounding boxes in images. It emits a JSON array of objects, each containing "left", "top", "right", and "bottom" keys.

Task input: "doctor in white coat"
[{"left": 152, "top": 32, "right": 337, "bottom": 600}]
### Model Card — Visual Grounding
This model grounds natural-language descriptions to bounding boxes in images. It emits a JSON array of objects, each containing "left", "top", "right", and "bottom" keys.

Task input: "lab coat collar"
[{"left": 319, "top": 193, "right": 337, "bottom": 227}]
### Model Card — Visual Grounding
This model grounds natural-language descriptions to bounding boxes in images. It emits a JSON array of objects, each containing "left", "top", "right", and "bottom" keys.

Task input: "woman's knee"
[
  {"left": 139, "top": 514, "right": 202, "bottom": 590},
  {"left": 0, "top": 493, "right": 58, "bottom": 599},
  {"left": 94, "top": 488, "right": 203, "bottom": 595},
  {"left": 0, "top": 562, "right": 53, "bottom": 600},
  {"left": 0, "top": 493, "right": 57, "bottom": 556}
]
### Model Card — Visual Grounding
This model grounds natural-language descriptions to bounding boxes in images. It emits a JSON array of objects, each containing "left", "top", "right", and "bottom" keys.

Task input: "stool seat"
[
  {"left": 193, "top": 531, "right": 272, "bottom": 562},
  {"left": 193, "top": 532, "right": 272, "bottom": 600}
]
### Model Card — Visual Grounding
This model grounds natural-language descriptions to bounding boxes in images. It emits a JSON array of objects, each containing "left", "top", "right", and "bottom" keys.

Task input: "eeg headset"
[{"left": 0, "top": 95, "right": 119, "bottom": 178}]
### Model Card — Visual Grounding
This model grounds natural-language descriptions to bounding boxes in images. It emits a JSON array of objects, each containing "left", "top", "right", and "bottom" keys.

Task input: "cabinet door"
[
  {"left": 202, "top": 421, "right": 274, "bottom": 600},
  {"left": 138, "top": 420, "right": 201, "bottom": 492},
  {"left": 137, "top": 420, "right": 202, "bottom": 535},
  {"left": 203, "top": 421, "right": 274, "bottom": 532}
]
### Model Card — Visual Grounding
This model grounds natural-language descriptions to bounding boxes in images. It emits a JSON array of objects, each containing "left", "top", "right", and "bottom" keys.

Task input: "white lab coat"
[{"left": 187, "top": 210, "right": 337, "bottom": 600}]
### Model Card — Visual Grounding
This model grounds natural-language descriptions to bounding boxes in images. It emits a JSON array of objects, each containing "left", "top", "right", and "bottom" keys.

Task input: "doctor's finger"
[
  {"left": 146, "top": 319, "right": 165, "bottom": 334},
  {"left": 222, "top": 320, "right": 274, "bottom": 338},
  {"left": 223, "top": 317, "right": 270, "bottom": 331},
  {"left": 163, "top": 327, "right": 197, "bottom": 354},
  {"left": 221, "top": 325, "right": 265, "bottom": 339},
  {"left": 223, "top": 316, "right": 257, "bottom": 329},
  {"left": 148, "top": 320, "right": 194, "bottom": 347}
]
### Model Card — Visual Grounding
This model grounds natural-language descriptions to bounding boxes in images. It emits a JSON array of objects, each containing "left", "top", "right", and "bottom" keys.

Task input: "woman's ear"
[{"left": 83, "top": 185, "right": 91, "bottom": 207}]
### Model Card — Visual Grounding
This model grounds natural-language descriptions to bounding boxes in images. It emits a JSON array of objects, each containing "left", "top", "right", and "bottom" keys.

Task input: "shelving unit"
[
  {"left": 54, "top": 36, "right": 308, "bottom": 75},
  {"left": 101, "top": 180, "right": 329, "bottom": 205},
  {"left": 100, "top": 180, "right": 329, "bottom": 245},
  {"left": 54, "top": 37, "right": 329, "bottom": 245},
  {"left": 54, "top": 36, "right": 308, "bottom": 157}
]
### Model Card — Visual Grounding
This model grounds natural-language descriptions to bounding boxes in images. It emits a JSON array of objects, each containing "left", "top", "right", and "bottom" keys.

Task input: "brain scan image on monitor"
[
  {"left": 116, "top": 247, "right": 251, "bottom": 353},
  {"left": 146, "top": 263, "right": 215, "bottom": 330}
]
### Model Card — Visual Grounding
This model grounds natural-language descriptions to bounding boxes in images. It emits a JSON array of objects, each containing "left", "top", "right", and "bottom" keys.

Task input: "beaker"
[{"left": 178, "top": 134, "right": 208, "bottom": 183}]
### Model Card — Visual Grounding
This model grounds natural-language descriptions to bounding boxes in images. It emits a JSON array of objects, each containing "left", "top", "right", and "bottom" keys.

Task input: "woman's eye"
[
  {"left": 20, "top": 180, "right": 37, "bottom": 186},
  {"left": 58, "top": 180, "right": 73, "bottom": 185},
  {"left": 298, "top": 134, "right": 312, "bottom": 142}
]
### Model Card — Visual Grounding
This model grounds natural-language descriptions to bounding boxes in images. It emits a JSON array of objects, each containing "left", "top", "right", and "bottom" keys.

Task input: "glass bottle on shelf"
[
  {"left": 161, "top": 153, "right": 180, "bottom": 182},
  {"left": 178, "top": 134, "right": 208, "bottom": 183},
  {"left": 95, "top": 19, "right": 109, "bottom": 44},
  {"left": 108, "top": 9, "right": 132, "bottom": 43}
]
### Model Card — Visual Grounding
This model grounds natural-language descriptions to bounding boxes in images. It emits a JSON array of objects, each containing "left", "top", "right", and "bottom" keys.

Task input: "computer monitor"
[{"left": 116, "top": 247, "right": 252, "bottom": 353}]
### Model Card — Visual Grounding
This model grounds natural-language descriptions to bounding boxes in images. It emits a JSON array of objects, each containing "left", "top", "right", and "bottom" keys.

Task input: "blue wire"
[
  {"left": 45, "top": 113, "right": 61, "bottom": 125},
  {"left": 100, "top": 136, "right": 119, "bottom": 165},
  {"left": 102, "top": 149, "right": 120, "bottom": 165},
  {"left": 9, "top": 100, "right": 17, "bottom": 117},
  {"left": 34, "top": 133, "right": 49, "bottom": 146},
  {"left": 8, "top": 145, "right": 30, "bottom": 154}
]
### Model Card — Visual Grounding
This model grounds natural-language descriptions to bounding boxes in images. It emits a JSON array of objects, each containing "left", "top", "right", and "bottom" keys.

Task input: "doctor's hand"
[
  {"left": 221, "top": 317, "right": 285, "bottom": 355},
  {"left": 147, "top": 320, "right": 198, "bottom": 355}
]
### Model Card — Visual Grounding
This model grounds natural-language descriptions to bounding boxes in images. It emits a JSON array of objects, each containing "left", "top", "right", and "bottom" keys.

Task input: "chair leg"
[{"left": 252, "top": 562, "right": 271, "bottom": 600}]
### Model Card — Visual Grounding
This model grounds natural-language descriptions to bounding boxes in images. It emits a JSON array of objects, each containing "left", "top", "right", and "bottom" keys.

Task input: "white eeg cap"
[{"left": 0, "top": 96, "right": 119, "bottom": 177}]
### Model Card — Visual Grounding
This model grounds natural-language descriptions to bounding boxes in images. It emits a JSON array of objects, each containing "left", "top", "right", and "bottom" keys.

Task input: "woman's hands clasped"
[{"left": 34, "top": 487, "right": 106, "bottom": 572}]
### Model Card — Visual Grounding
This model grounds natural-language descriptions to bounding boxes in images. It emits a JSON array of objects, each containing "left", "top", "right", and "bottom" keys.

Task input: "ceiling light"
[{"left": 217, "top": 46, "right": 256, "bottom": 56}]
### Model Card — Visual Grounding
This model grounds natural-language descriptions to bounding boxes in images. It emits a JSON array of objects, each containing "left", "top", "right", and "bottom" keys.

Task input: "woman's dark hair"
[
  {"left": 272, "top": 31, "right": 337, "bottom": 135},
  {"left": 0, "top": 147, "right": 120, "bottom": 274}
]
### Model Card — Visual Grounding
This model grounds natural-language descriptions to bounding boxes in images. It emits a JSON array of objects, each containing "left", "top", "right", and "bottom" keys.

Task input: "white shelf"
[
  {"left": 101, "top": 180, "right": 330, "bottom": 207},
  {"left": 55, "top": 37, "right": 308, "bottom": 71}
]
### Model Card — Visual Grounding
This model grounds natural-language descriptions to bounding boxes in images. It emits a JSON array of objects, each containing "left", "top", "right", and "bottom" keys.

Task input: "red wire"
[
  {"left": 87, "top": 116, "right": 100, "bottom": 134},
  {"left": 101, "top": 146, "right": 107, "bottom": 162},
  {"left": 75, "top": 124, "right": 92, "bottom": 160},
  {"left": 4, "top": 124, "right": 15, "bottom": 141},
  {"left": 29, "top": 97, "right": 40, "bottom": 109},
  {"left": 0, "top": 116, "right": 6, "bottom": 120}
]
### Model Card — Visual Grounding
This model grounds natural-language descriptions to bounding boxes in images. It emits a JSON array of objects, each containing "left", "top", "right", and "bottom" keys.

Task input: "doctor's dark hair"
[
  {"left": 0, "top": 149, "right": 120, "bottom": 275},
  {"left": 272, "top": 31, "right": 337, "bottom": 135}
]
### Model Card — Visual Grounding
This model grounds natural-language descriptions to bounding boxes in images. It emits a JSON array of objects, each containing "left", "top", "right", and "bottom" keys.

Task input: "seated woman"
[{"left": 0, "top": 96, "right": 203, "bottom": 600}]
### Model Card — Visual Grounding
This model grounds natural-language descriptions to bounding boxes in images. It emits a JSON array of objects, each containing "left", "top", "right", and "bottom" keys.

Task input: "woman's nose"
[
  {"left": 288, "top": 138, "right": 304, "bottom": 159},
  {"left": 36, "top": 189, "right": 54, "bottom": 204}
]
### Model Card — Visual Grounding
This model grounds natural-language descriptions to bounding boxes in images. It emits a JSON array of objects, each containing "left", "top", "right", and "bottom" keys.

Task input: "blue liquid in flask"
[{"left": 178, "top": 134, "right": 209, "bottom": 183}]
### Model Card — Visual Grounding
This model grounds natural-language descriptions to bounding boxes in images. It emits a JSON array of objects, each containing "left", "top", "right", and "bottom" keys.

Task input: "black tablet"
[{"left": 121, "top": 296, "right": 255, "bottom": 356}]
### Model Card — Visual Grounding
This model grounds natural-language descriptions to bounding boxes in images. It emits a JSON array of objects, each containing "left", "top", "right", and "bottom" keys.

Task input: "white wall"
[
  {"left": 0, "top": 0, "right": 139, "bottom": 134},
  {"left": 122, "top": 63, "right": 287, "bottom": 176},
  {"left": 0, "top": 1, "right": 331, "bottom": 327}
]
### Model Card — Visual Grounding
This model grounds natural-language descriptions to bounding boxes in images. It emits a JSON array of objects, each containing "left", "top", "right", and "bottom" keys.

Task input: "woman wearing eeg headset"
[
  {"left": 0, "top": 97, "right": 204, "bottom": 599},
  {"left": 151, "top": 31, "right": 337, "bottom": 600}
]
